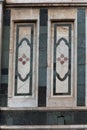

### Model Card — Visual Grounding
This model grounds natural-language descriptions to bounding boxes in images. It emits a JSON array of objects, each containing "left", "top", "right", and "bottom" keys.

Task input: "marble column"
[{"left": 0, "top": 0, "right": 4, "bottom": 84}]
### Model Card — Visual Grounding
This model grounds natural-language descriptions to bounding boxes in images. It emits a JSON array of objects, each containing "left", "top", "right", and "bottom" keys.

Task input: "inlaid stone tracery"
[
  {"left": 15, "top": 24, "right": 34, "bottom": 96},
  {"left": 53, "top": 24, "right": 71, "bottom": 95}
]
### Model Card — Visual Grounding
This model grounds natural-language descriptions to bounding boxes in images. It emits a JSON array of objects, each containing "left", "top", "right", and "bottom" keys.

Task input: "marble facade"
[
  {"left": 1, "top": 0, "right": 87, "bottom": 129},
  {"left": 0, "top": 0, "right": 87, "bottom": 108}
]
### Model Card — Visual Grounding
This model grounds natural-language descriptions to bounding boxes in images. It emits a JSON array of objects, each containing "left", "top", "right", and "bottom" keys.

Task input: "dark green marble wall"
[
  {"left": 38, "top": 8, "right": 48, "bottom": 106},
  {"left": 0, "top": 10, "right": 10, "bottom": 107},
  {"left": 77, "top": 8, "right": 86, "bottom": 106}
]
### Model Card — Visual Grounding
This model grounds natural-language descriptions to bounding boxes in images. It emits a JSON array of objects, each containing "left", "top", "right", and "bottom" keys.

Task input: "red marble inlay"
[
  {"left": 18, "top": 54, "right": 30, "bottom": 65},
  {"left": 22, "top": 61, "right": 26, "bottom": 65},
  {"left": 18, "top": 58, "right": 23, "bottom": 62},
  {"left": 57, "top": 54, "right": 68, "bottom": 65},
  {"left": 60, "top": 60, "right": 64, "bottom": 64},
  {"left": 64, "top": 57, "right": 68, "bottom": 61}
]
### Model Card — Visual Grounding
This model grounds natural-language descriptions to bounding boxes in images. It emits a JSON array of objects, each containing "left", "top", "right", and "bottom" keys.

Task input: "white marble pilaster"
[{"left": 47, "top": 8, "right": 77, "bottom": 107}]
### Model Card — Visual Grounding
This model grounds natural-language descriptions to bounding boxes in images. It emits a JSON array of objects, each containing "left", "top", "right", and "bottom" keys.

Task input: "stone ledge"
[
  {"left": 1, "top": 125, "right": 87, "bottom": 129},
  {"left": 5, "top": 0, "right": 87, "bottom": 4},
  {"left": 1, "top": 107, "right": 87, "bottom": 111},
  {"left": 5, "top": 3, "right": 87, "bottom": 7}
]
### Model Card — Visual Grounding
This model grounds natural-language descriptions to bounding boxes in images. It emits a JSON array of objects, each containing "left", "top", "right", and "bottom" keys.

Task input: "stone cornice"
[
  {"left": 4, "top": 0, "right": 87, "bottom": 7},
  {"left": 4, "top": 3, "right": 87, "bottom": 8},
  {"left": 5, "top": 0, "right": 87, "bottom": 4}
]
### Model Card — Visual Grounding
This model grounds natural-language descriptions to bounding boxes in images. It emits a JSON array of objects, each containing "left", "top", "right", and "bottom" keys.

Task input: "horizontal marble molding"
[
  {"left": 6, "top": 0, "right": 87, "bottom": 4},
  {"left": 1, "top": 125, "right": 87, "bottom": 129},
  {"left": 1, "top": 106, "right": 87, "bottom": 111}
]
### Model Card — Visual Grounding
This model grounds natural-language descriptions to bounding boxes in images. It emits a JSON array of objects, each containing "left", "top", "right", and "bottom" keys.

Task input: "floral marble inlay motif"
[
  {"left": 18, "top": 54, "right": 30, "bottom": 65},
  {"left": 57, "top": 54, "right": 68, "bottom": 65}
]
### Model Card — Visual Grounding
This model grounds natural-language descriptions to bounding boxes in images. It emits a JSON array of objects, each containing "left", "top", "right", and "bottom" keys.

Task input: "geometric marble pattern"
[
  {"left": 53, "top": 24, "right": 71, "bottom": 95},
  {"left": 15, "top": 25, "right": 33, "bottom": 95},
  {"left": 47, "top": 9, "right": 77, "bottom": 107},
  {"left": 8, "top": 8, "right": 39, "bottom": 107}
]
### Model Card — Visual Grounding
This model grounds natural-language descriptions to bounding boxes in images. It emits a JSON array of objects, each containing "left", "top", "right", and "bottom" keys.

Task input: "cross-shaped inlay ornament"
[
  {"left": 18, "top": 54, "right": 30, "bottom": 65},
  {"left": 57, "top": 54, "right": 68, "bottom": 65}
]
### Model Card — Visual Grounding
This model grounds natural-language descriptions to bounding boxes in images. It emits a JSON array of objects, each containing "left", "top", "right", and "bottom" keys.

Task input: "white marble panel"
[
  {"left": 8, "top": 9, "right": 39, "bottom": 107},
  {"left": 18, "top": 40, "right": 30, "bottom": 79},
  {"left": 56, "top": 40, "right": 69, "bottom": 78},
  {"left": 56, "top": 42, "right": 69, "bottom": 93},
  {"left": 17, "top": 41, "right": 30, "bottom": 94},
  {"left": 17, "top": 78, "right": 30, "bottom": 94},
  {"left": 56, "top": 26, "right": 69, "bottom": 93},
  {"left": 56, "top": 26, "right": 69, "bottom": 41},
  {"left": 47, "top": 8, "right": 77, "bottom": 107},
  {"left": 19, "top": 26, "right": 31, "bottom": 43},
  {"left": 56, "top": 77, "right": 68, "bottom": 93}
]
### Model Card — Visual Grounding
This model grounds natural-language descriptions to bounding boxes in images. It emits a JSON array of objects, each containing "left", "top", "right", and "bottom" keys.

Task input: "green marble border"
[{"left": 77, "top": 8, "right": 86, "bottom": 106}]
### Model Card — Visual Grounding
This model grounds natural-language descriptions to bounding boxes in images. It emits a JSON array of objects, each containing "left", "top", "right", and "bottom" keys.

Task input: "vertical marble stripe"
[
  {"left": 38, "top": 9, "right": 48, "bottom": 106},
  {"left": 85, "top": 9, "right": 87, "bottom": 106},
  {"left": 0, "top": 3, "right": 3, "bottom": 84},
  {"left": 0, "top": 9, "right": 10, "bottom": 107},
  {"left": 77, "top": 8, "right": 86, "bottom": 106}
]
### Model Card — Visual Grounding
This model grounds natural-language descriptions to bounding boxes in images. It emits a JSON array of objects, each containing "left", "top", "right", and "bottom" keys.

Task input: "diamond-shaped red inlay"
[
  {"left": 22, "top": 61, "right": 26, "bottom": 65},
  {"left": 60, "top": 60, "right": 64, "bottom": 64},
  {"left": 57, "top": 54, "right": 68, "bottom": 65},
  {"left": 18, "top": 58, "right": 23, "bottom": 62},
  {"left": 64, "top": 57, "right": 68, "bottom": 61},
  {"left": 18, "top": 54, "right": 30, "bottom": 65}
]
